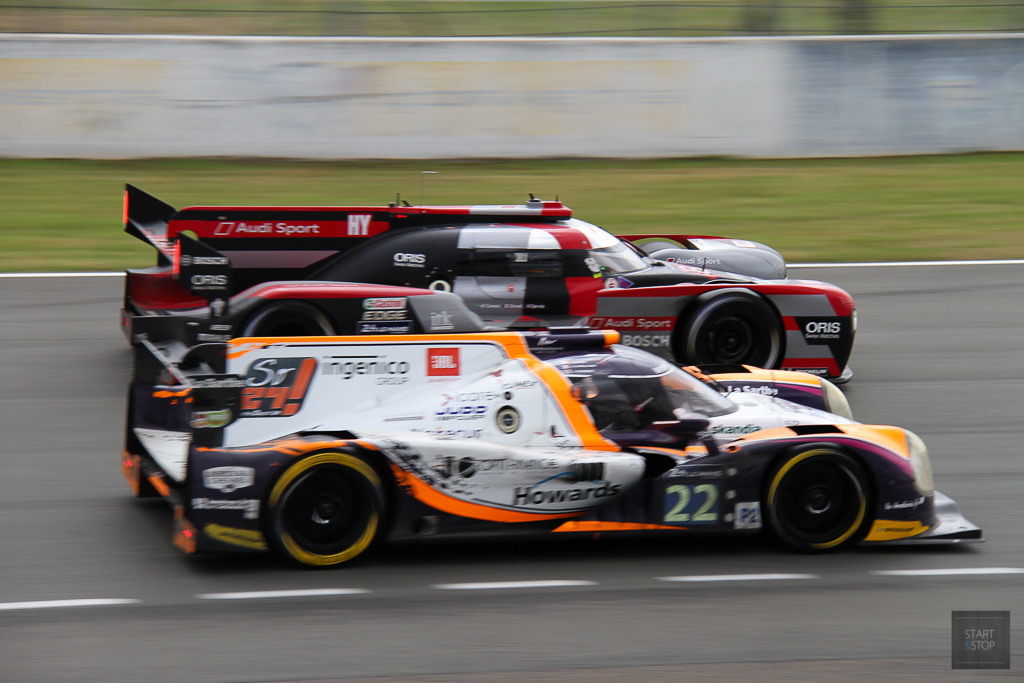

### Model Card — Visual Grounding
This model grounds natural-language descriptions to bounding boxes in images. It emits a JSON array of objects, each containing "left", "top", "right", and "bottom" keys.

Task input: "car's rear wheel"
[
  {"left": 677, "top": 289, "right": 782, "bottom": 367},
  {"left": 267, "top": 452, "right": 385, "bottom": 567},
  {"left": 241, "top": 301, "right": 334, "bottom": 337},
  {"left": 765, "top": 448, "right": 871, "bottom": 552}
]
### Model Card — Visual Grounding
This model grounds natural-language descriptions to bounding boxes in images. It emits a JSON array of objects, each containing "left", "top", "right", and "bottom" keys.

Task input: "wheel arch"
[
  {"left": 240, "top": 299, "right": 336, "bottom": 338},
  {"left": 674, "top": 287, "right": 786, "bottom": 368}
]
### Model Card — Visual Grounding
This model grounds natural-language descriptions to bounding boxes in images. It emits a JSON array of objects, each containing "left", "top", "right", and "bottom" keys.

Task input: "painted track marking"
[
  {"left": 657, "top": 573, "right": 819, "bottom": 582},
  {"left": 433, "top": 580, "right": 597, "bottom": 590},
  {"left": 197, "top": 588, "right": 369, "bottom": 600},
  {"left": 870, "top": 567, "right": 1024, "bottom": 577},
  {"left": 0, "top": 598, "right": 140, "bottom": 611}
]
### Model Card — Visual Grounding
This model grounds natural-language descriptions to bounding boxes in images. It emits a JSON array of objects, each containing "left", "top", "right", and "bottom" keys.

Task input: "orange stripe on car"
[{"left": 390, "top": 464, "right": 582, "bottom": 523}]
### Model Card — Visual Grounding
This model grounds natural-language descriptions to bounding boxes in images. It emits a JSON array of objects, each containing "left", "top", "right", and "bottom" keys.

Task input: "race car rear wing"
[{"left": 124, "top": 184, "right": 573, "bottom": 275}]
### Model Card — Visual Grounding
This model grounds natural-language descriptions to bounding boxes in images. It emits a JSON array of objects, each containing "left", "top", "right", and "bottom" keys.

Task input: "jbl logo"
[{"left": 427, "top": 348, "right": 460, "bottom": 376}]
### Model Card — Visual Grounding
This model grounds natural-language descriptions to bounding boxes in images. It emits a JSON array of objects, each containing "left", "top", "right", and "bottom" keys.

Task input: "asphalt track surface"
[{"left": 0, "top": 265, "right": 1022, "bottom": 683}]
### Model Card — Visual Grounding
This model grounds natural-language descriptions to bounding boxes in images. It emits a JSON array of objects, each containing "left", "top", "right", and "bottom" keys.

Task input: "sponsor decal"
[
  {"left": 362, "top": 310, "right": 407, "bottom": 321},
  {"left": 724, "top": 384, "right": 778, "bottom": 397},
  {"left": 670, "top": 466, "right": 726, "bottom": 479},
  {"left": 427, "top": 348, "right": 460, "bottom": 377},
  {"left": 436, "top": 405, "right": 488, "bottom": 421},
  {"left": 240, "top": 357, "right": 317, "bottom": 417},
  {"left": 190, "top": 274, "right": 228, "bottom": 290},
  {"left": 513, "top": 482, "right": 621, "bottom": 506},
  {"left": 180, "top": 255, "right": 229, "bottom": 266},
  {"left": 213, "top": 221, "right": 321, "bottom": 236},
  {"left": 348, "top": 214, "right": 372, "bottom": 236},
  {"left": 190, "top": 409, "right": 233, "bottom": 429},
  {"left": 731, "top": 239, "right": 756, "bottom": 248},
  {"left": 429, "top": 310, "right": 455, "bottom": 330},
  {"left": 603, "top": 277, "right": 620, "bottom": 289},
  {"left": 443, "top": 391, "right": 499, "bottom": 404},
  {"left": 588, "top": 316, "right": 675, "bottom": 331},
  {"left": 501, "top": 379, "right": 537, "bottom": 390},
  {"left": 191, "top": 377, "right": 246, "bottom": 389},
  {"left": 884, "top": 496, "right": 927, "bottom": 511},
  {"left": 621, "top": 334, "right": 671, "bottom": 348},
  {"left": 802, "top": 321, "right": 842, "bottom": 339},
  {"left": 703, "top": 424, "right": 762, "bottom": 436},
  {"left": 202, "top": 466, "right": 255, "bottom": 493},
  {"left": 665, "top": 256, "right": 722, "bottom": 266},
  {"left": 782, "top": 367, "right": 829, "bottom": 376},
  {"left": 496, "top": 406, "right": 521, "bottom": 433},
  {"left": 196, "top": 333, "right": 232, "bottom": 342},
  {"left": 363, "top": 297, "right": 407, "bottom": 310},
  {"left": 437, "top": 456, "right": 559, "bottom": 479},
  {"left": 191, "top": 498, "right": 260, "bottom": 519},
  {"left": 411, "top": 427, "right": 483, "bottom": 439},
  {"left": 394, "top": 252, "right": 426, "bottom": 267},
  {"left": 507, "top": 284, "right": 516, "bottom": 293},
  {"left": 203, "top": 523, "right": 267, "bottom": 550},
  {"left": 357, "top": 321, "right": 413, "bottom": 334},
  {"left": 734, "top": 501, "right": 762, "bottom": 529},
  {"left": 321, "top": 355, "right": 411, "bottom": 384}
]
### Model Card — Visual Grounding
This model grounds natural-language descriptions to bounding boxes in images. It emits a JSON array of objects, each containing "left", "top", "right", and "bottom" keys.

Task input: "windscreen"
[{"left": 551, "top": 346, "right": 736, "bottom": 433}]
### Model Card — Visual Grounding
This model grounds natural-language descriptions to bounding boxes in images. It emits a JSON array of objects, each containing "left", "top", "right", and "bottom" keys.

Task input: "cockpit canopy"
[{"left": 549, "top": 345, "right": 737, "bottom": 434}]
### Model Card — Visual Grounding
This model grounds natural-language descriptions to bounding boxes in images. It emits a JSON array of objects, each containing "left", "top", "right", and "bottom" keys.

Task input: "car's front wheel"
[
  {"left": 765, "top": 447, "right": 871, "bottom": 552},
  {"left": 267, "top": 452, "right": 385, "bottom": 567}
]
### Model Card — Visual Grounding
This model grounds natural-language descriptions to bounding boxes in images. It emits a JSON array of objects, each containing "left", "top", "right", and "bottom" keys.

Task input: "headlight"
[
  {"left": 821, "top": 378, "right": 853, "bottom": 420},
  {"left": 905, "top": 429, "right": 935, "bottom": 496},
  {"left": 852, "top": 308, "right": 858, "bottom": 333}
]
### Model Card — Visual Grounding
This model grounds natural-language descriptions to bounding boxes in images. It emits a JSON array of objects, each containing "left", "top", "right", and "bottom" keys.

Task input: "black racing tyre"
[
  {"left": 241, "top": 301, "right": 334, "bottom": 337},
  {"left": 765, "top": 448, "right": 871, "bottom": 553},
  {"left": 677, "top": 289, "right": 782, "bottom": 367},
  {"left": 267, "top": 452, "right": 385, "bottom": 567}
]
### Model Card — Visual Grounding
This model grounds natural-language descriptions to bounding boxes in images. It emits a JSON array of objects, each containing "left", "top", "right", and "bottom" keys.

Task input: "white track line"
[
  {"left": 0, "top": 598, "right": 140, "bottom": 611},
  {"left": 0, "top": 259, "right": 1022, "bottom": 279},
  {"left": 197, "top": 588, "right": 369, "bottom": 600},
  {"left": 433, "top": 580, "right": 597, "bottom": 590},
  {"left": 870, "top": 567, "right": 1024, "bottom": 577},
  {"left": 657, "top": 573, "right": 818, "bottom": 582}
]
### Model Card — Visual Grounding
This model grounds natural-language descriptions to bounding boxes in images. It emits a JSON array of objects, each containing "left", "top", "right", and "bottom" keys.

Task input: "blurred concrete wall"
[{"left": 2, "top": 34, "right": 1023, "bottom": 158}]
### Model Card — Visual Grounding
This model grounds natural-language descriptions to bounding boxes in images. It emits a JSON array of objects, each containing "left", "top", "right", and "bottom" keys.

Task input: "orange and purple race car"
[
  {"left": 123, "top": 186, "right": 856, "bottom": 381},
  {"left": 123, "top": 327, "right": 978, "bottom": 567}
]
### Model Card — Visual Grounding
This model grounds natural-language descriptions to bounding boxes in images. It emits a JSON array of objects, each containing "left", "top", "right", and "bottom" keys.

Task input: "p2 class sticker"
[
  {"left": 496, "top": 406, "right": 521, "bottom": 434},
  {"left": 733, "top": 501, "right": 762, "bottom": 530}
]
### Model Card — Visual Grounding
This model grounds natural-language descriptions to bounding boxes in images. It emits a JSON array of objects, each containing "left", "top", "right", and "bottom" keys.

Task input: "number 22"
[{"left": 665, "top": 484, "right": 718, "bottom": 523}]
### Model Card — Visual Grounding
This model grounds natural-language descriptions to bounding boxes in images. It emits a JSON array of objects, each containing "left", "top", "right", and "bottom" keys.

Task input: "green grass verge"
[
  {"left": 4, "top": 0, "right": 1022, "bottom": 37},
  {"left": 1, "top": 154, "right": 1021, "bottom": 272}
]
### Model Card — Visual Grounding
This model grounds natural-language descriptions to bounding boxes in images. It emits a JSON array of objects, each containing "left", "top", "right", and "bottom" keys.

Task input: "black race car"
[{"left": 123, "top": 185, "right": 856, "bottom": 380}]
